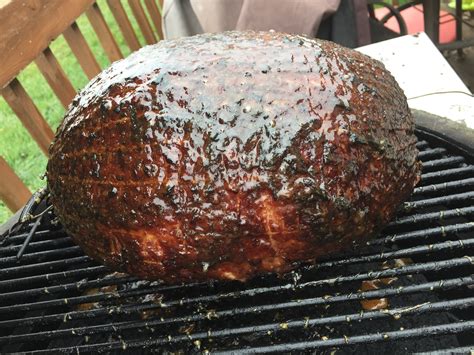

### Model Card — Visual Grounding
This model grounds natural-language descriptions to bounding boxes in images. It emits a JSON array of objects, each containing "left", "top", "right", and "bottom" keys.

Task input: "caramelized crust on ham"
[{"left": 47, "top": 31, "right": 420, "bottom": 283}]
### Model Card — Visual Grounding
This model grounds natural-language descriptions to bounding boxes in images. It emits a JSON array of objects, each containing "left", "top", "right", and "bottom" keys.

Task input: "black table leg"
[
  {"left": 456, "top": 0, "right": 463, "bottom": 56},
  {"left": 423, "top": 0, "right": 440, "bottom": 44}
]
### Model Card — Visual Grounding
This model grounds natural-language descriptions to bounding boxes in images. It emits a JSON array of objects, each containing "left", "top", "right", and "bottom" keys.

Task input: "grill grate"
[{"left": 0, "top": 130, "right": 473, "bottom": 354}]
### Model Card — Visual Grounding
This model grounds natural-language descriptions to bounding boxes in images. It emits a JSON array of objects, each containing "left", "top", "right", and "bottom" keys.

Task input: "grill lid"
[{"left": 0, "top": 127, "right": 473, "bottom": 354}]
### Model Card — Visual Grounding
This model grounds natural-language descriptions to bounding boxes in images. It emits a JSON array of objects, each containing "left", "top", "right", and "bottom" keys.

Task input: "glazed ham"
[{"left": 47, "top": 31, "right": 420, "bottom": 283}]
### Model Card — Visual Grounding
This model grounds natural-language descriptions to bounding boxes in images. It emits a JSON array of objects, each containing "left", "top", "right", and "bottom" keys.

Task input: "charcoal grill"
[{"left": 1, "top": 112, "right": 474, "bottom": 354}]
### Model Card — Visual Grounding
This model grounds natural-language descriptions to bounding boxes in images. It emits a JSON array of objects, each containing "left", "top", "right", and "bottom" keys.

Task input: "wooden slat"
[
  {"left": 86, "top": 2, "right": 123, "bottom": 62},
  {"left": 63, "top": 22, "right": 102, "bottom": 80},
  {"left": 0, "top": 156, "right": 31, "bottom": 212},
  {"left": 35, "top": 47, "right": 76, "bottom": 109},
  {"left": 0, "top": 0, "right": 95, "bottom": 89},
  {"left": 107, "top": 0, "right": 141, "bottom": 51},
  {"left": 1, "top": 79, "right": 54, "bottom": 156},
  {"left": 128, "top": 0, "right": 157, "bottom": 44},
  {"left": 144, "top": 0, "right": 163, "bottom": 40}
]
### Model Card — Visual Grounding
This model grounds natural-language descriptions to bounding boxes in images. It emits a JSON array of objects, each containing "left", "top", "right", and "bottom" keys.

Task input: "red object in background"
[{"left": 375, "top": 5, "right": 456, "bottom": 43}]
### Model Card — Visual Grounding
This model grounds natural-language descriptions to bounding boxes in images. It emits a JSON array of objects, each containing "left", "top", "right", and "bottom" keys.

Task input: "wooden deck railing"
[{"left": 0, "top": 0, "right": 163, "bottom": 212}]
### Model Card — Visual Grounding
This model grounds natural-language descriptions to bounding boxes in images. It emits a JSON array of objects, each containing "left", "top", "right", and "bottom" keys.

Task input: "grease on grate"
[
  {"left": 359, "top": 258, "right": 412, "bottom": 311},
  {"left": 75, "top": 285, "right": 119, "bottom": 311}
]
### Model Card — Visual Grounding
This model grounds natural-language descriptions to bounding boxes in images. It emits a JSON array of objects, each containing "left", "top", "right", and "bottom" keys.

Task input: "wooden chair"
[{"left": 0, "top": 0, "right": 163, "bottom": 214}]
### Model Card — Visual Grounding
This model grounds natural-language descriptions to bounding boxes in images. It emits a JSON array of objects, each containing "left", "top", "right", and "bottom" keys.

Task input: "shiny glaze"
[{"left": 47, "top": 31, "right": 420, "bottom": 283}]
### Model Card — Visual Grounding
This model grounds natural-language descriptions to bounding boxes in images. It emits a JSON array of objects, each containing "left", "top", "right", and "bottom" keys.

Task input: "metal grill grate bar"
[
  {"left": 413, "top": 178, "right": 474, "bottom": 196},
  {"left": 416, "top": 140, "right": 429, "bottom": 150},
  {"left": 404, "top": 192, "right": 474, "bottom": 211},
  {"left": 387, "top": 206, "right": 474, "bottom": 228},
  {"left": 0, "top": 276, "right": 141, "bottom": 307},
  {"left": 419, "top": 166, "right": 474, "bottom": 185},
  {"left": 415, "top": 346, "right": 474, "bottom": 354},
  {"left": 22, "top": 314, "right": 474, "bottom": 354},
  {"left": 226, "top": 321, "right": 474, "bottom": 354},
  {"left": 0, "top": 265, "right": 107, "bottom": 291},
  {"left": 0, "top": 255, "right": 92, "bottom": 279},
  {"left": 0, "top": 276, "right": 470, "bottom": 330},
  {"left": 0, "top": 237, "right": 73, "bottom": 257},
  {"left": 1, "top": 230, "right": 64, "bottom": 246},
  {"left": 421, "top": 156, "right": 465, "bottom": 172},
  {"left": 2, "top": 235, "right": 473, "bottom": 294},
  {"left": 1, "top": 283, "right": 473, "bottom": 345},
  {"left": 0, "top": 246, "right": 82, "bottom": 268},
  {"left": 1, "top": 256, "right": 472, "bottom": 314},
  {"left": 417, "top": 147, "right": 447, "bottom": 161},
  {"left": 370, "top": 222, "right": 474, "bottom": 246},
  {"left": 315, "top": 238, "right": 474, "bottom": 269}
]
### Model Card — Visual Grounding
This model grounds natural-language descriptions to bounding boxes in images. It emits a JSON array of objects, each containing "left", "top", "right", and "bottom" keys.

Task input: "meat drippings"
[{"left": 359, "top": 258, "right": 412, "bottom": 311}]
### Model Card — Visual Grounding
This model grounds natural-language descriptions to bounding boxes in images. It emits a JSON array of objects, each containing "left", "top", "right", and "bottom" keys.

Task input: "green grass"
[
  {"left": 0, "top": 0, "right": 148, "bottom": 224},
  {"left": 373, "top": 0, "right": 412, "bottom": 8}
]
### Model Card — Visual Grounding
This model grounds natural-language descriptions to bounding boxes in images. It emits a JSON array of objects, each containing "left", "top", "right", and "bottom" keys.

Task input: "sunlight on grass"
[{"left": 0, "top": 0, "right": 148, "bottom": 223}]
